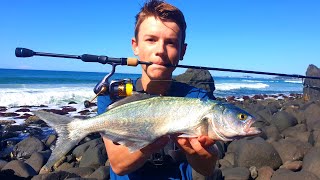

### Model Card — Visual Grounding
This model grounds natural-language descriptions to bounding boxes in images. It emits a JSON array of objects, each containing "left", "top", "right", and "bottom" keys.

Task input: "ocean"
[{"left": 0, "top": 68, "right": 303, "bottom": 107}]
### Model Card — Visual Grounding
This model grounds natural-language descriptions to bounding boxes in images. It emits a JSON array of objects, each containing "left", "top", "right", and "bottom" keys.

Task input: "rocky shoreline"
[{"left": 1, "top": 94, "right": 320, "bottom": 180}]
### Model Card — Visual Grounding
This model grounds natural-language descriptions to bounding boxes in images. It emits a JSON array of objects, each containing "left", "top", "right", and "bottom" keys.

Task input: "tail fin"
[{"left": 34, "top": 110, "right": 86, "bottom": 173}]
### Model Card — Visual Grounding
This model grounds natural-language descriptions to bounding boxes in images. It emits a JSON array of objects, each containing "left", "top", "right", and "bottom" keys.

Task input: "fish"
[{"left": 34, "top": 94, "right": 261, "bottom": 173}]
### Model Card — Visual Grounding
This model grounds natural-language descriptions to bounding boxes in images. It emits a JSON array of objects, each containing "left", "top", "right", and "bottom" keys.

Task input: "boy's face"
[{"left": 132, "top": 16, "right": 186, "bottom": 80}]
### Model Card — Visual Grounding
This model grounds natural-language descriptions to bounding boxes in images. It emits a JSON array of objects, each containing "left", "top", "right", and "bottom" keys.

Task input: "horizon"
[{"left": 1, "top": 1, "right": 319, "bottom": 77}]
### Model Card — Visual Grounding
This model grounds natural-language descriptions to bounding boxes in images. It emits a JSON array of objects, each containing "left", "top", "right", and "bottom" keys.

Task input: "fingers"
[{"left": 197, "top": 136, "right": 215, "bottom": 148}]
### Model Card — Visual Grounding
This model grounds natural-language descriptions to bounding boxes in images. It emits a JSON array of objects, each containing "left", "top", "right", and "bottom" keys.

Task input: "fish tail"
[{"left": 34, "top": 110, "right": 86, "bottom": 173}]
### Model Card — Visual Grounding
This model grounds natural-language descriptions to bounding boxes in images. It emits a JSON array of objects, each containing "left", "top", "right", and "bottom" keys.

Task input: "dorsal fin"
[{"left": 107, "top": 92, "right": 157, "bottom": 110}]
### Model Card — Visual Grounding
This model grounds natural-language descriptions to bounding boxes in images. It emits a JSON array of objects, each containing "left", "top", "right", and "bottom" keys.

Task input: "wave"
[
  {"left": 215, "top": 83, "right": 269, "bottom": 91},
  {"left": 284, "top": 80, "right": 303, "bottom": 84},
  {"left": 0, "top": 86, "right": 95, "bottom": 107}
]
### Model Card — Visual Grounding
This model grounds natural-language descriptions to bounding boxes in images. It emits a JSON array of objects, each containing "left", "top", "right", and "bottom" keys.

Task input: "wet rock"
[
  {"left": 262, "top": 125, "right": 281, "bottom": 142},
  {"left": 0, "top": 120, "right": 16, "bottom": 126},
  {"left": 272, "top": 138, "right": 312, "bottom": 163},
  {"left": 310, "top": 130, "right": 320, "bottom": 147},
  {"left": 0, "top": 106, "right": 7, "bottom": 112},
  {"left": 15, "top": 108, "right": 31, "bottom": 112},
  {"left": 2, "top": 160, "right": 37, "bottom": 178},
  {"left": 222, "top": 167, "right": 250, "bottom": 180},
  {"left": 25, "top": 115, "right": 46, "bottom": 126},
  {"left": 12, "top": 136, "right": 45, "bottom": 160},
  {"left": 0, "top": 169, "right": 26, "bottom": 180},
  {"left": 231, "top": 137, "right": 282, "bottom": 169},
  {"left": 302, "top": 147, "right": 320, "bottom": 179},
  {"left": 257, "top": 166, "right": 274, "bottom": 180},
  {"left": 61, "top": 106, "right": 77, "bottom": 113},
  {"left": 55, "top": 162, "right": 75, "bottom": 171},
  {"left": 0, "top": 112, "right": 20, "bottom": 117},
  {"left": 72, "top": 138, "right": 102, "bottom": 159},
  {"left": 42, "top": 109, "right": 69, "bottom": 115}
]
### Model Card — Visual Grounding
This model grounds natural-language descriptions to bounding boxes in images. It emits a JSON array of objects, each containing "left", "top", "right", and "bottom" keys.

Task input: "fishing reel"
[{"left": 83, "top": 64, "right": 136, "bottom": 108}]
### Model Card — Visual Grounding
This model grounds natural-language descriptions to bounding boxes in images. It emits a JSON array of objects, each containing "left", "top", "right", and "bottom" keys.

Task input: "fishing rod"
[{"left": 15, "top": 47, "right": 320, "bottom": 106}]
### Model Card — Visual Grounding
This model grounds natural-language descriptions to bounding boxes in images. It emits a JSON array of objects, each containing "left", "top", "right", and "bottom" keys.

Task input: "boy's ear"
[
  {"left": 179, "top": 43, "right": 187, "bottom": 60},
  {"left": 132, "top": 37, "right": 139, "bottom": 56}
]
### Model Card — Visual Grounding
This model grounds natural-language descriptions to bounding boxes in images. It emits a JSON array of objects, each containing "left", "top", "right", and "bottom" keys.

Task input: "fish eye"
[{"left": 237, "top": 113, "right": 247, "bottom": 120}]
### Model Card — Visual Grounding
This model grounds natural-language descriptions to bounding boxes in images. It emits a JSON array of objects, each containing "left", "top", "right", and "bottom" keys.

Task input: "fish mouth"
[{"left": 244, "top": 119, "right": 261, "bottom": 135}]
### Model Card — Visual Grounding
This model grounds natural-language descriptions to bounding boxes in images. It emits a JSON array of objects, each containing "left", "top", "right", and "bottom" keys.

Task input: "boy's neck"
[{"left": 141, "top": 75, "right": 172, "bottom": 96}]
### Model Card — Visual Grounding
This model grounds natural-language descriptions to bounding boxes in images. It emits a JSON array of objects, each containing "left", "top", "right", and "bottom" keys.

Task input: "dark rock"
[
  {"left": 272, "top": 169, "right": 318, "bottom": 180},
  {"left": 25, "top": 116, "right": 46, "bottom": 126},
  {"left": 15, "top": 108, "right": 31, "bottom": 112},
  {"left": 0, "top": 106, "right": 7, "bottom": 112},
  {"left": 282, "top": 124, "right": 311, "bottom": 143},
  {"left": 304, "top": 103, "right": 320, "bottom": 131},
  {"left": 257, "top": 166, "right": 274, "bottom": 180},
  {"left": 221, "top": 167, "right": 250, "bottom": 180},
  {"left": 65, "top": 167, "right": 95, "bottom": 178},
  {"left": 2, "top": 160, "right": 37, "bottom": 178},
  {"left": 78, "top": 110, "right": 90, "bottom": 116},
  {"left": 72, "top": 138, "right": 102, "bottom": 159},
  {"left": 310, "top": 130, "right": 320, "bottom": 147},
  {"left": 87, "top": 166, "right": 110, "bottom": 180},
  {"left": 4, "top": 124, "right": 26, "bottom": 132},
  {"left": 18, "top": 113, "right": 33, "bottom": 119},
  {"left": 61, "top": 106, "right": 77, "bottom": 113},
  {"left": 79, "top": 143, "right": 107, "bottom": 169},
  {"left": 12, "top": 136, "right": 45, "bottom": 160},
  {"left": 302, "top": 147, "right": 320, "bottom": 179},
  {"left": 0, "top": 169, "right": 26, "bottom": 180},
  {"left": 173, "top": 68, "right": 215, "bottom": 99},
  {"left": 262, "top": 125, "right": 281, "bottom": 142},
  {"left": 0, "top": 112, "right": 20, "bottom": 117},
  {"left": 0, "top": 120, "right": 16, "bottom": 125},
  {"left": 42, "top": 109, "right": 68, "bottom": 115},
  {"left": 231, "top": 137, "right": 282, "bottom": 169},
  {"left": 271, "top": 138, "right": 312, "bottom": 163},
  {"left": 68, "top": 101, "right": 77, "bottom": 105},
  {"left": 25, "top": 152, "right": 47, "bottom": 173},
  {"left": 270, "top": 111, "right": 298, "bottom": 132},
  {"left": 32, "top": 171, "right": 80, "bottom": 180},
  {"left": 55, "top": 162, "right": 75, "bottom": 171},
  {"left": 303, "top": 64, "right": 320, "bottom": 101}
]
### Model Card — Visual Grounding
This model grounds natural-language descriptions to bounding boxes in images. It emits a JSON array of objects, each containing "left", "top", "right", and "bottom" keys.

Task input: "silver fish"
[{"left": 34, "top": 94, "right": 260, "bottom": 173}]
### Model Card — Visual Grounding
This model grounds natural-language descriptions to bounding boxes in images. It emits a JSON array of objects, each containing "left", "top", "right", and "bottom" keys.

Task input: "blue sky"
[{"left": 1, "top": 0, "right": 319, "bottom": 77}]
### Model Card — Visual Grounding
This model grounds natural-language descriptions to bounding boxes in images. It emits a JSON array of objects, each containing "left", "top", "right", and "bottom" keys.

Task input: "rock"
[
  {"left": 256, "top": 166, "right": 274, "bottom": 180},
  {"left": 262, "top": 125, "right": 281, "bottom": 142},
  {"left": 55, "top": 162, "right": 75, "bottom": 171},
  {"left": 271, "top": 138, "right": 312, "bottom": 163},
  {"left": 0, "top": 159, "right": 8, "bottom": 170},
  {"left": 72, "top": 138, "right": 102, "bottom": 159},
  {"left": 281, "top": 124, "right": 311, "bottom": 143},
  {"left": 249, "top": 166, "right": 258, "bottom": 179},
  {"left": 303, "top": 64, "right": 320, "bottom": 101},
  {"left": 25, "top": 115, "right": 46, "bottom": 126},
  {"left": 25, "top": 152, "right": 47, "bottom": 173},
  {"left": 65, "top": 167, "right": 95, "bottom": 178},
  {"left": 232, "top": 137, "right": 282, "bottom": 169},
  {"left": 0, "top": 112, "right": 20, "bottom": 117},
  {"left": 0, "top": 120, "right": 16, "bottom": 125},
  {"left": 270, "top": 111, "right": 298, "bottom": 132},
  {"left": 61, "top": 106, "right": 77, "bottom": 113},
  {"left": 0, "top": 169, "right": 26, "bottom": 180},
  {"left": 173, "top": 68, "right": 215, "bottom": 99},
  {"left": 45, "top": 134, "right": 57, "bottom": 147},
  {"left": 272, "top": 168, "right": 318, "bottom": 180},
  {"left": 302, "top": 147, "right": 320, "bottom": 178},
  {"left": 280, "top": 161, "right": 303, "bottom": 171},
  {"left": 304, "top": 103, "right": 320, "bottom": 131},
  {"left": 87, "top": 166, "right": 110, "bottom": 180},
  {"left": 42, "top": 109, "right": 69, "bottom": 115},
  {"left": 12, "top": 136, "right": 45, "bottom": 160},
  {"left": 79, "top": 143, "right": 107, "bottom": 169},
  {"left": 221, "top": 167, "right": 250, "bottom": 180},
  {"left": 310, "top": 130, "right": 320, "bottom": 147},
  {"left": 15, "top": 108, "right": 31, "bottom": 112},
  {"left": 32, "top": 171, "right": 80, "bottom": 180},
  {"left": 2, "top": 160, "right": 37, "bottom": 178},
  {"left": 0, "top": 106, "right": 7, "bottom": 112}
]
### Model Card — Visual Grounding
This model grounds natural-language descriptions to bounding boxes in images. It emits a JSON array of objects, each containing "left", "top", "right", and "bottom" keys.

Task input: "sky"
[{"left": 1, "top": 0, "right": 319, "bottom": 77}]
